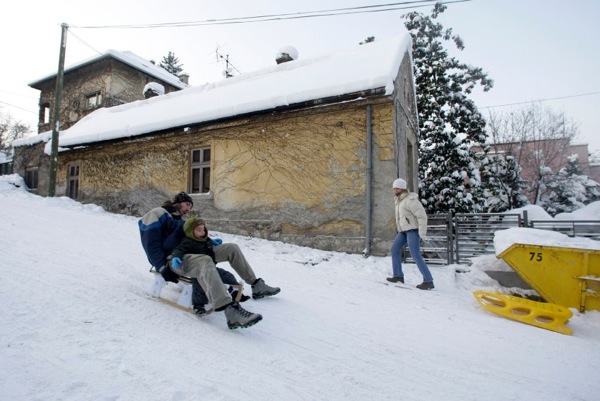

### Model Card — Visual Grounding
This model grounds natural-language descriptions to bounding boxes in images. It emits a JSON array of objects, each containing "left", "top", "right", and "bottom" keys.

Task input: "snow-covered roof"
[
  {"left": 12, "top": 131, "right": 52, "bottom": 148},
  {"left": 28, "top": 49, "right": 188, "bottom": 90},
  {"left": 50, "top": 33, "right": 411, "bottom": 150}
]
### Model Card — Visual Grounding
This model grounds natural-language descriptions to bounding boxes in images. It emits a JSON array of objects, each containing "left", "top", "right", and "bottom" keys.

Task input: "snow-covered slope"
[{"left": 1, "top": 175, "right": 599, "bottom": 401}]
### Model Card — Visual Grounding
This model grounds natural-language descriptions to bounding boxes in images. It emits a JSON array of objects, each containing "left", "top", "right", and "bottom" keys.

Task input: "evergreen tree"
[
  {"left": 403, "top": 3, "right": 494, "bottom": 214},
  {"left": 480, "top": 151, "right": 529, "bottom": 212},
  {"left": 542, "top": 154, "right": 600, "bottom": 215},
  {"left": 159, "top": 51, "right": 183, "bottom": 76}
]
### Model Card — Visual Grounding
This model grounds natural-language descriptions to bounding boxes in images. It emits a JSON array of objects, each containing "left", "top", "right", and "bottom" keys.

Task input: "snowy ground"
[{"left": 1, "top": 174, "right": 599, "bottom": 401}]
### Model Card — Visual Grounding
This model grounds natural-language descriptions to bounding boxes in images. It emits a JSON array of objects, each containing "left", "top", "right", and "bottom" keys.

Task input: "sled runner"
[{"left": 473, "top": 290, "right": 573, "bottom": 335}]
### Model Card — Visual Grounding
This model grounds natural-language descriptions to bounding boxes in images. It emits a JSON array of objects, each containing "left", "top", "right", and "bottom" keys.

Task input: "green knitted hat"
[{"left": 183, "top": 217, "right": 208, "bottom": 240}]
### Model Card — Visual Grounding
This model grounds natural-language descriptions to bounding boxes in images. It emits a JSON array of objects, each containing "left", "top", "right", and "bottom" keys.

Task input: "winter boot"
[
  {"left": 224, "top": 302, "right": 262, "bottom": 329},
  {"left": 251, "top": 278, "right": 281, "bottom": 299},
  {"left": 193, "top": 304, "right": 207, "bottom": 316},
  {"left": 416, "top": 281, "right": 434, "bottom": 290},
  {"left": 386, "top": 276, "right": 404, "bottom": 284}
]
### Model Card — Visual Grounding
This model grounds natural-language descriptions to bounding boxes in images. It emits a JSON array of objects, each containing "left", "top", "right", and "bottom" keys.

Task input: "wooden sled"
[
  {"left": 473, "top": 290, "right": 573, "bottom": 335},
  {"left": 150, "top": 271, "right": 244, "bottom": 316}
]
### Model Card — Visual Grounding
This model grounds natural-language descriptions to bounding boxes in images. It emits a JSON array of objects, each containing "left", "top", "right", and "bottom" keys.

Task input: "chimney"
[
  {"left": 179, "top": 72, "right": 190, "bottom": 85},
  {"left": 275, "top": 46, "right": 298, "bottom": 64},
  {"left": 143, "top": 82, "right": 165, "bottom": 98}
]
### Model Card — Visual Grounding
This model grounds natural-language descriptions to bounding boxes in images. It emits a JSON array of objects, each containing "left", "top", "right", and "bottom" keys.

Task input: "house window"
[
  {"left": 67, "top": 164, "right": 79, "bottom": 199},
  {"left": 25, "top": 168, "right": 38, "bottom": 190},
  {"left": 41, "top": 103, "right": 51, "bottom": 124},
  {"left": 190, "top": 147, "right": 211, "bottom": 194},
  {"left": 84, "top": 91, "right": 103, "bottom": 109}
]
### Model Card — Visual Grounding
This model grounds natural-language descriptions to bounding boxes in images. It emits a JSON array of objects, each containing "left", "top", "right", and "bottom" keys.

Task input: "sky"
[
  {"left": 1, "top": 0, "right": 599, "bottom": 153},
  {"left": 1, "top": 174, "right": 600, "bottom": 401}
]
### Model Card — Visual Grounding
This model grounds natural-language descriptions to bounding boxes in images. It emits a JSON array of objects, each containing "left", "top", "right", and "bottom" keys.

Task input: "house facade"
[
  {"left": 14, "top": 35, "right": 420, "bottom": 255},
  {"left": 28, "top": 50, "right": 188, "bottom": 134}
]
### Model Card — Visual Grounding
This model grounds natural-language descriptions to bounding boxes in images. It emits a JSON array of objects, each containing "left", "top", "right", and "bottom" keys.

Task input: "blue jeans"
[{"left": 390, "top": 230, "right": 433, "bottom": 282}]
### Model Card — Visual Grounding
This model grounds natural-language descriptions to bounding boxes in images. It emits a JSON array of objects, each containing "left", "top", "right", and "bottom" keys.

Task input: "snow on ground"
[{"left": 1, "top": 174, "right": 599, "bottom": 401}]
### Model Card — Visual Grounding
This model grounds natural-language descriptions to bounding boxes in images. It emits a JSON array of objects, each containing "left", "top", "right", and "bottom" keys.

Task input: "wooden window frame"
[
  {"left": 84, "top": 91, "right": 103, "bottom": 110},
  {"left": 67, "top": 164, "right": 79, "bottom": 199},
  {"left": 190, "top": 147, "right": 211, "bottom": 194}
]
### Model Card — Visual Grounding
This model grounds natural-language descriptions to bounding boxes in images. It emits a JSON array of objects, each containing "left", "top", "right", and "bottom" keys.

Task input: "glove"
[
  {"left": 212, "top": 238, "right": 223, "bottom": 246},
  {"left": 170, "top": 257, "right": 182, "bottom": 270}
]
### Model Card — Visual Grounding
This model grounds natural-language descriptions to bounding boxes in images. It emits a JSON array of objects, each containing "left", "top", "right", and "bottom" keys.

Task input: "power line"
[
  {"left": 479, "top": 91, "right": 600, "bottom": 109},
  {"left": 68, "top": 29, "right": 104, "bottom": 56},
  {"left": 71, "top": 0, "right": 469, "bottom": 29},
  {"left": 0, "top": 100, "right": 37, "bottom": 114},
  {"left": 0, "top": 89, "right": 38, "bottom": 100}
]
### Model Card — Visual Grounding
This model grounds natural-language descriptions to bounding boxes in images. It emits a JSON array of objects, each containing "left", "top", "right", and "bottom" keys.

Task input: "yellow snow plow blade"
[
  {"left": 497, "top": 244, "right": 600, "bottom": 312},
  {"left": 474, "top": 290, "right": 573, "bottom": 335}
]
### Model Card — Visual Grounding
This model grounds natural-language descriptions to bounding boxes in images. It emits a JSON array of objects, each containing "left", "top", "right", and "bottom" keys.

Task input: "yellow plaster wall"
[
  {"left": 57, "top": 133, "right": 196, "bottom": 197},
  {"left": 211, "top": 103, "right": 392, "bottom": 211},
  {"left": 56, "top": 100, "right": 394, "bottom": 223}
]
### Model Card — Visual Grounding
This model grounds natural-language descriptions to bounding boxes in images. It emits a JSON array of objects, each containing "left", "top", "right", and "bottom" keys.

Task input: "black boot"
[
  {"left": 416, "top": 281, "right": 434, "bottom": 290},
  {"left": 193, "top": 304, "right": 207, "bottom": 316}
]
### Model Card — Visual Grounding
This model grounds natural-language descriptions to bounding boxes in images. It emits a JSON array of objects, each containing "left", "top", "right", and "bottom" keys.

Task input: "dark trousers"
[{"left": 191, "top": 267, "right": 238, "bottom": 306}]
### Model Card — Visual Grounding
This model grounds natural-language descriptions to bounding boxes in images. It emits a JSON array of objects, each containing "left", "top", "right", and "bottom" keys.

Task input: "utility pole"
[{"left": 48, "top": 23, "right": 68, "bottom": 197}]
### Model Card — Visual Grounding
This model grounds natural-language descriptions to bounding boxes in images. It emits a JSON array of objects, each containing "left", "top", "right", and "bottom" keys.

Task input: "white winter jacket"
[{"left": 394, "top": 192, "right": 428, "bottom": 238}]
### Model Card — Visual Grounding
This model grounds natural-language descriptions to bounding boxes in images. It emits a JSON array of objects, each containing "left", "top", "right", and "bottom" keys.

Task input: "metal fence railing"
[
  {"left": 453, "top": 213, "right": 524, "bottom": 264},
  {"left": 405, "top": 211, "right": 599, "bottom": 266},
  {"left": 530, "top": 220, "right": 600, "bottom": 241}
]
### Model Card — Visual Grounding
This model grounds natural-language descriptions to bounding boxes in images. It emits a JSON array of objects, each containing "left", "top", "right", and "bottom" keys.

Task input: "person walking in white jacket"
[{"left": 386, "top": 178, "right": 434, "bottom": 290}]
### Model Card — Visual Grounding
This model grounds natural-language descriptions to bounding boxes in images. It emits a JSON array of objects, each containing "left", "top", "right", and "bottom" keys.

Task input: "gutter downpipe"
[{"left": 364, "top": 104, "right": 373, "bottom": 258}]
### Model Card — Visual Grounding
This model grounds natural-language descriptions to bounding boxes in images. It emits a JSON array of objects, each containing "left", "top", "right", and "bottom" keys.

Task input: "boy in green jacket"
[{"left": 169, "top": 217, "right": 280, "bottom": 329}]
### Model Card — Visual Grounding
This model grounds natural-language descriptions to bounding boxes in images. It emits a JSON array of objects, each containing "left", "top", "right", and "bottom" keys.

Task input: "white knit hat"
[{"left": 392, "top": 178, "right": 407, "bottom": 190}]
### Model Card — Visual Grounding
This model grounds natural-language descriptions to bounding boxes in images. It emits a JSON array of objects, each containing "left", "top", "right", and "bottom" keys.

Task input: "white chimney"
[
  {"left": 275, "top": 46, "right": 298, "bottom": 64},
  {"left": 178, "top": 72, "right": 190, "bottom": 85}
]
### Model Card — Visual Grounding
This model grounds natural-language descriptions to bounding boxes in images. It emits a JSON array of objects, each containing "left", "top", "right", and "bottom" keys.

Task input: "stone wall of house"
[
  {"left": 11, "top": 141, "right": 50, "bottom": 194},
  {"left": 392, "top": 50, "right": 420, "bottom": 191},
  {"left": 56, "top": 98, "right": 404, "bottom": 255}
]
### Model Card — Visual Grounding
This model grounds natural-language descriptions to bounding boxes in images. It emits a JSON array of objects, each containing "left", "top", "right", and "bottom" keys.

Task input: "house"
[
  {"left": 12, "top": 50, "right": 189, "bottom": 194},
  {"left": 13, "top": 34, "right": 419, "bottom": 255},
  {"left": 29, "top": 49, "right": 189, "bottom": 133},
  {"left": 590, "top": 161, "right": 600, "bottom": 184}
]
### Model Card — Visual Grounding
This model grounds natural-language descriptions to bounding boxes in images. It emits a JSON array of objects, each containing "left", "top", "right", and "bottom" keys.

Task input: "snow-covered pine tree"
[
  {"left": 542, "top": 154, "right": 600, "bottom": 215},
  {"left": 403, "top": 3, "right": 493, "bottom": 214},
  {"left": 480, "top": 151, "right": 529, "bottom": 212},
  {"left": 159, "top": 51, "right": 183, "bottom": 76}
]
